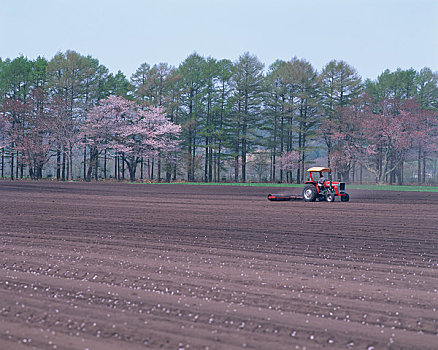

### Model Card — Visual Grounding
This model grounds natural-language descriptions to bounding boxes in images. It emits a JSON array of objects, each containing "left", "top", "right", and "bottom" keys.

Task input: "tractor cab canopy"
[{"left": 307, "top": 167, "right": 331, "bottom": 182}]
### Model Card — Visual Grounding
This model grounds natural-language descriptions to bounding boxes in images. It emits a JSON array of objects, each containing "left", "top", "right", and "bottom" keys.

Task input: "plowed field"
[{"left": 0, "top": 181, "right": 437, "bottom": 349}]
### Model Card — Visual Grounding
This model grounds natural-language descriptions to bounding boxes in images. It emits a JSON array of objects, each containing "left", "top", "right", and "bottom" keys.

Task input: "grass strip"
[{"left": 134, "top": 181, "right": 438, "bottom": 192}]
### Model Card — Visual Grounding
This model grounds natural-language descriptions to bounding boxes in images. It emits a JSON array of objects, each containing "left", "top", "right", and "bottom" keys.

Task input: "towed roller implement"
[{"left": 267, "top": 194, "right": 303, "bottom": 201}]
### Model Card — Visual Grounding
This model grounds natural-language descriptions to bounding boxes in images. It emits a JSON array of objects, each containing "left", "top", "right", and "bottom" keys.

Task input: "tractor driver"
[{"left": 318, "top": 174, "right": 326, "bottom": 191}]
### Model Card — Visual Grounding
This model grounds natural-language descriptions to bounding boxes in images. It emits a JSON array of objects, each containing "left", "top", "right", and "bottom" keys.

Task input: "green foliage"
[
  {"left": 105, "top": 70, "right": 132, "bottom": 100},
  {"left": 349, "top": 184, "right": 438, "bottom": 192},
  {"left": 0, "top": 56, "right": 33, "bottom": 100},
  {"left": 366, "top": 68, "right": 418, "bottom": 101},
  {"left": 415, "top": 67, "right": 438, "bottom": 110}
]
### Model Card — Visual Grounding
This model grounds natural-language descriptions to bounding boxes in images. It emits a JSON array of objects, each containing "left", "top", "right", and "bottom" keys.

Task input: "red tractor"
[{"left": 303, "top": 167, "right": 349, "bottom": 202}]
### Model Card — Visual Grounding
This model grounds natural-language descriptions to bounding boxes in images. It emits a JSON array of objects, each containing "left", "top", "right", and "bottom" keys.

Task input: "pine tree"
[{"left": 230, "top": 53, "right": 264, "bottom": 182}]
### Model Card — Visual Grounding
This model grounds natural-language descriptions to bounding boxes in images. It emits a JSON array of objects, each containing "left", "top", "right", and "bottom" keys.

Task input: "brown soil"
[{"left": 0, "top": 181, "right": 437, "bottom": 350}]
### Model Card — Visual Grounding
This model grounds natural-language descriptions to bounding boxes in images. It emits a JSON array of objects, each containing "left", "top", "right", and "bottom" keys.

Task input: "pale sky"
[{"left": 1, "top": 0, "right": 437, "bottom": 80}]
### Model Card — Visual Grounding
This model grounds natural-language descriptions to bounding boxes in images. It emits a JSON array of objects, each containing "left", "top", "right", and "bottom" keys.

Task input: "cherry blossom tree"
[
  {"left": 0, "top": 114, "right": 8, "bottom": 178},
  {"left": 0, "top": 90, "right": 54, "bottom": 179},
  {"left": 81, "top": 96, "right": 123, "bottom": 181},
  {"left": 341, "top": 98, "right": 418, "bottom": 184},
  {"left": 0, "top": 112, "right": 10, "bottom": 149},
  {"left": 249, "top": 151, "right": 270, "bottom": 182},
  {"left": 329, "top": 148, "right": 354, "bottom": 180},
  {"left": 277, "top": 150, "right": 300, "bottom": 182},
  {"left": 407, "top": 101, "right": 438, "bottom": 183},
  {"left": 330, "top": 102, "right": 365, "bottom": 181},
  {"left": 44, "top": 95, "right": 84, "bottom": 181},
  {"left": 82, "top": 95, "right": 181, "bottom": 182}
]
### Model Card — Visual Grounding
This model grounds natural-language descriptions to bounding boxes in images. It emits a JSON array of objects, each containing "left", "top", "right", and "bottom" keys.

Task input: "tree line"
[{"left": 0, "top": 50, "right": 437, "bottom": 184}]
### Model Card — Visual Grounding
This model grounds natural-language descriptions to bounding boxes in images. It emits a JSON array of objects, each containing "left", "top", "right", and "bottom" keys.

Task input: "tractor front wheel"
[
  {"left": 341, "top": 193, "right": 350, "bottom": 202},
  {"left": 326, "top": 193, "right": 335, "bottom": 202},
  {"left": 303, "top": 185, "right": 317, "bottom": 202}
]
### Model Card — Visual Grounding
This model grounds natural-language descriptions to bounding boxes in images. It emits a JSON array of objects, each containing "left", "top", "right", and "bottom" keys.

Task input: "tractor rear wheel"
[
  {"left": 341, "top": 193, "right": 350, "bottom": 202},
  {"left": 326, "top": 193, "right": 335, "bottom": 202},
  {"left": 303, "top": 185, "right": 317, "bottom": 202}
]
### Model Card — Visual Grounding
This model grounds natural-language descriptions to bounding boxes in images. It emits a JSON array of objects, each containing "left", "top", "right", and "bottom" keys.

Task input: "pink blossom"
[
  {"left": 277, "top": 150, "right": 300, "bottom": 172},
  {"left": 0, "top": 115, "right": 9, "bottom": 149},
  {"left": 82, "top": 95, "right": 181, "bottom": 181}
]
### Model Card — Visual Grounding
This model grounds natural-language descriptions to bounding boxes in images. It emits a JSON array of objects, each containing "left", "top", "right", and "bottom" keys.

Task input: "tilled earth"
[{"left": 0, "top": 181, "right": 437, "bottom": 350}]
